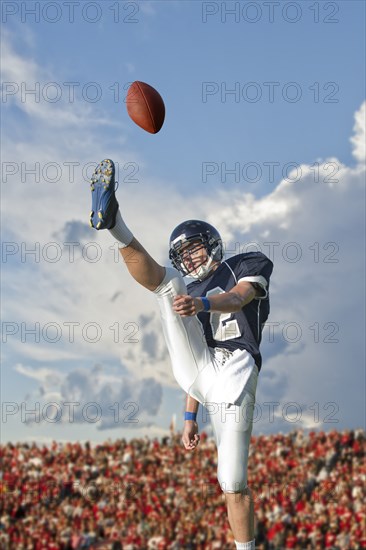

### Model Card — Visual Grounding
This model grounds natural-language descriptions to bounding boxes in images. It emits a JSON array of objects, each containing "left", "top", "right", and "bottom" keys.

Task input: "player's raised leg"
[
  {"left": 118, "top": 238, "right": 165, "bottom": 291},
  {"left": 88, "top": 158, "right": 214, "bottom": 400},
  {"left": 89, "top": 158, "right": 165, "bottom": 290}
]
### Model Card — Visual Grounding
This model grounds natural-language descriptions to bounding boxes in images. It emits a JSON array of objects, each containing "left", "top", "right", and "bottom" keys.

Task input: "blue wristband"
[
  {"left": 201, "top": 297, "right": 211, "bottom": 312},
  {"left": 184, "top": 411, "right": 197, "bottom": 421}
]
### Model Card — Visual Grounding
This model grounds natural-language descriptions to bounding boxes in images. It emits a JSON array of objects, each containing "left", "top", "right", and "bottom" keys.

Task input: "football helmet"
[{"left": 169, "top": 220, "right": 223, "bottom": 279}]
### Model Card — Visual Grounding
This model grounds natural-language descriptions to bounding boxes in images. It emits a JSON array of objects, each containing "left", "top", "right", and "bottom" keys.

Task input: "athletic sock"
[
  {"left": 234, "top": 540, "right": 255, "bottom": 550},
  {"left": 109, "top": 210, "right": 133, "bottom": 248}
]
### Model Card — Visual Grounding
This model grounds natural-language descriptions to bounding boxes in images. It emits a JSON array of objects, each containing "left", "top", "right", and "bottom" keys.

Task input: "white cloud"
[
  {"left": 13, "top": 362, "right": 163, "bottom": 431},
  {"left": 14, "top": 363, "right": 63, "bottom": 387},
  {"left": 1, "top": 31, "right": 117, "bottom": 128},
  {"left": 2, "top": 30, "right": 365, "bottom": 439},
  {"left": 350, "top": 100, "right": 366, "bottom": 164},
  {"left": 204, "top": 102, "right": 365, "bottom": 433}
]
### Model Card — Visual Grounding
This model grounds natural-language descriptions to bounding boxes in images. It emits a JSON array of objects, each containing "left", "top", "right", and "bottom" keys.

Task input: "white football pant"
[{"left": 154, "top": 267, "right": 258, "bottom": 492}]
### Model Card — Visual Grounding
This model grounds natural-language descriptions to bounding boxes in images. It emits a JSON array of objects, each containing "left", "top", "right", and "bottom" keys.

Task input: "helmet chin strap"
[
  {"left": 188, "top": 244, "right": 221, "bottom": 280},
  {"left": 189, "top": 257, "right": 214, "bottom": 280}
]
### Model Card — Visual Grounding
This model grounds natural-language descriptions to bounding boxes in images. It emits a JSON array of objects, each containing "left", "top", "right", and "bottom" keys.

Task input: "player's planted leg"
[
  {"left": 225, "top": 489, "right": 255, "bottom": 549},
  {"left": 210, "top": 370, "right": 258, "bottom": 549}
]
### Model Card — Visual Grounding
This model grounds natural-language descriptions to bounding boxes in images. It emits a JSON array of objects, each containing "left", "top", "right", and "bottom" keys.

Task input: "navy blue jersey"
[{"left": 187, "top": 252, "right": 273, "bottom": 370}]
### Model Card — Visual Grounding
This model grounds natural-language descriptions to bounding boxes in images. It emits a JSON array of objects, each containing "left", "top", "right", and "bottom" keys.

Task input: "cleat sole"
[{"left": 89, "top": 158, "right": 118, "bottom": 231}]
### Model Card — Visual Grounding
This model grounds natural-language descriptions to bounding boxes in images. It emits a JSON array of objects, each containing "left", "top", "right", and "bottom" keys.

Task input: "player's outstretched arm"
[{"left": 173, "top": 281, "right": 257, "bottom": 317}]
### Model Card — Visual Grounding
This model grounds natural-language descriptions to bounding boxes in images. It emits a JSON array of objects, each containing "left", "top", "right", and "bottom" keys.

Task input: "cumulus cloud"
[
  {"left": 2, "top": 30, "right": 365, "bottom": 439},
  {"left": 203, "top": 102, "right": 365, "bottom": 434},
  {"left": 14, "top": 362, "right": 163, "bottom": 431},
  {"left": 6, "top": 100, "right": 366, "bottom": 433},
  {"left": 54, "top": 220, "right": 92, "bottom": 244},
  {"left": 1, "top": 30, "right": 117, "bottom": 128},
  {"left": 350, "top": 100, "right": 366, "bottom": 164}
]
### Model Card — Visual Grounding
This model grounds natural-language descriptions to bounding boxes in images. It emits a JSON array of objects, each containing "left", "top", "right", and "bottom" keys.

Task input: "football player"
[{"left": 89, "top": 159, "right": 273, "bottom": 550}]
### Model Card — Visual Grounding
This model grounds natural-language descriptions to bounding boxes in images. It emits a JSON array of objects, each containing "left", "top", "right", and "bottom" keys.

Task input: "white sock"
[
  {"left": 109, "top": 210, "right": 133, "bottom": 248},
  {"left": 235, "top": 540, "right": 255, "bottom": 550}
]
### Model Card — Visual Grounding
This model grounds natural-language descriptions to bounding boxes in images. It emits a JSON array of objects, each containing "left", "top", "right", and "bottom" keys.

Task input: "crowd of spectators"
[{"left": 0, "top": 429, "right": 365, "bottom": 549}]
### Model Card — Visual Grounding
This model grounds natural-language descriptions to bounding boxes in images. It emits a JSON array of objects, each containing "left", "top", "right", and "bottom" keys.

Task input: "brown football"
[{"left": 126, "top": 81, "right": 165, "bottom": 134}]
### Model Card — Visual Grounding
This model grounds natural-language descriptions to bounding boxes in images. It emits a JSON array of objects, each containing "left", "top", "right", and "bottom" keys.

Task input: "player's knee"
[
  {"left": 221, "top": 484, "right": 254, "bottom": 503},
  {"left": 216, "top": 450, "right": 250, "bottom": 493},
  {"left": 218, "top": 473, "right": 248, "bottom": 494}
]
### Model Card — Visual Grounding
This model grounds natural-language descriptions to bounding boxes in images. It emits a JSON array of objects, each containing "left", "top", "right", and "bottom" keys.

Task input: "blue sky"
[{"left": 1, "top": 1, "right": 365, "bottom": 446}]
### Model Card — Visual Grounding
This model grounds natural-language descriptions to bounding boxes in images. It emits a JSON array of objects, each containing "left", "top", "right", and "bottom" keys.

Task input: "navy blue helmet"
[{"left": 169, "top": 220, "right": 223, "bottom": 279}]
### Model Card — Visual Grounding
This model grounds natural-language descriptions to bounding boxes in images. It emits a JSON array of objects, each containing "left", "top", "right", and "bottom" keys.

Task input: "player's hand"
[
  {"left": 173, "top": 295, "right": 203, "bottom": 317},
  {"left": 182, "top": 421, "right": 200, "bottom": 451}
]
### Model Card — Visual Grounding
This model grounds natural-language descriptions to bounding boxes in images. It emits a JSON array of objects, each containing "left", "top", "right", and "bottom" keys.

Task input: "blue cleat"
[{"left": 89, "top": 159, "right": 119, "bottom": 230}]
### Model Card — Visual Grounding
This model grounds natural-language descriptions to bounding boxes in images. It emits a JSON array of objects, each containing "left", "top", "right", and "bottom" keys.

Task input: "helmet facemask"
[{"left": 171, "top": 237, "right": 222, "bottom": 280}]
